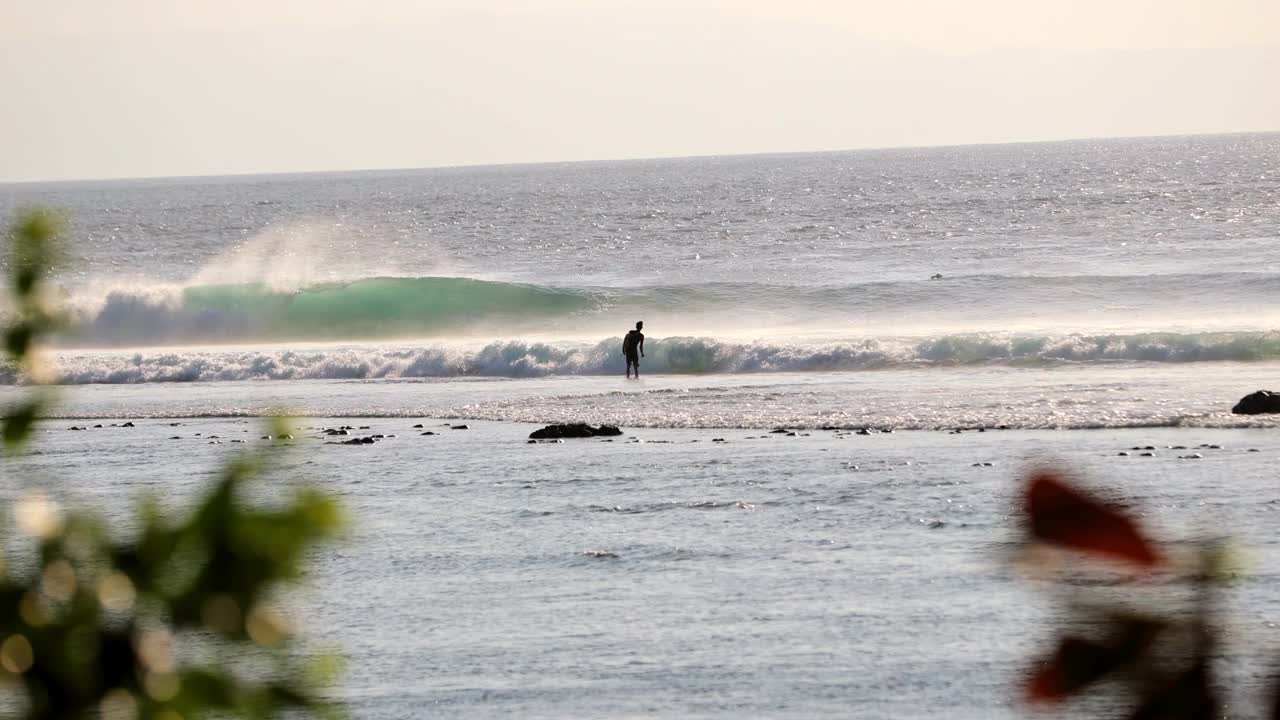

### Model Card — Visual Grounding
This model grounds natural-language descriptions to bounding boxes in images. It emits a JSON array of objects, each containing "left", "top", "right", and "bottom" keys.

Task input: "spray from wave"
[
  {"left": 58, "top": 277, "right": 602, "bottom": 346},
  {"left": 35, "top": 267, "right": 1280, "bottom": 348},
  {"left": 15, "top": 331, "right": 1280, "bottom": 385}
]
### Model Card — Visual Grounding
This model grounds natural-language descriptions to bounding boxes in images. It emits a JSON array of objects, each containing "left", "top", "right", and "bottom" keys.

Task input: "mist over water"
[{"left": 36, "top": 267, "right": 1280, "bottom": 349}]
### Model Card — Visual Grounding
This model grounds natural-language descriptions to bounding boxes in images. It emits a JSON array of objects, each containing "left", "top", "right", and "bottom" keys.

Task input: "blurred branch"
[{"left": 1, "top": 210, "right": 345, "bottom": 719}]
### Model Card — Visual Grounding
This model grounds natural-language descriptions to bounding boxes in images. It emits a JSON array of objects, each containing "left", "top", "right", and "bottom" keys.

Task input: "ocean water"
[
  {"left": 3, "top": 133, "right": 1280, "bottom": 717},
  {"left": 1, "top": 133, "right": 1278, "bottom": 427},
  {"left": 8, "top": 421, "right": 1280, "bottom": 718}
]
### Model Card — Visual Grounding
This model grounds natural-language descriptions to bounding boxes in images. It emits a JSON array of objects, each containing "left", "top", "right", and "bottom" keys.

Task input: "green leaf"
[
  {"left": 3, "top": 397, "right": 43, "bottom": 451},
  {"left": 9, "top": 208, "right": 63, "bottom": 297},
  {"left": 15, "top": 208, "right": 60, "bottom": 244},
  {"left": 5, "top": 322, "right": 33, "bottom": 360}
]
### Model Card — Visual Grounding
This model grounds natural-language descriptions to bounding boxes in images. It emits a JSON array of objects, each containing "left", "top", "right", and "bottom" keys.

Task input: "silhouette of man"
[{"left": 622, "top": 321, "right": 645, "bottom": 378}]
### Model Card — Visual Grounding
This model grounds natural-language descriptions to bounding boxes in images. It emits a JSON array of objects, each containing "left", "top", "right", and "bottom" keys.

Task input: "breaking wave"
[
  {"left": 41, "top": 271, "right": 1280, "bottom": 348},
  {"left": 60, "top": 276, "right": 601, "bottom": 346},
  {"left": 23, "top": 330, "right": 1280, "bottom": 385}
]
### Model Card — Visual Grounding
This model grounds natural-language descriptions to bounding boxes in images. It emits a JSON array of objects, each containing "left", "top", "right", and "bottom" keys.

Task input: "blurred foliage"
[
  {"left": 1, "top": 209, "right": 64, "bottom": 452},
  {"left": 1014, "top": 469, "right": 1267, "bottom": 719},
  {"left": 1, "top": 210, "right": 344, "bottom": 719}
]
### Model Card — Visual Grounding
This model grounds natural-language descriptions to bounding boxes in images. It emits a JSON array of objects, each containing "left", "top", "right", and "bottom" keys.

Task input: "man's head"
[{"left": 636, "top": 321, "right": 643, "bottom": 330}]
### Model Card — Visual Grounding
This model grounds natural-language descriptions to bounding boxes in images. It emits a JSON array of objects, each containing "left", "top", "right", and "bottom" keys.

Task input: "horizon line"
[{"left": 3, "top": 128, "right": 1277, "bottom": 187}]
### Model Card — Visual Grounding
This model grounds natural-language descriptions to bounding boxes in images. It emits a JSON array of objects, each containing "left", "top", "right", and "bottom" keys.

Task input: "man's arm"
[{"left": 639, "top": 336, "right": 645, "bottom": 357}]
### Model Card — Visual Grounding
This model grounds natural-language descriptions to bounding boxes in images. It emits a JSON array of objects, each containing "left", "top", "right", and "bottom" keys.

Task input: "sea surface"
[
  {"left": 2, "top": 133, "right": 1280, "bottom": 717},
  {"left": 0, "top": 133, "right": 1276, "bottom": 402}
]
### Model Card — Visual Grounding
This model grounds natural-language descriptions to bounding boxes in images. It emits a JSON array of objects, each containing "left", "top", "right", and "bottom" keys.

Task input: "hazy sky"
[{"left": 2, "top": 0, "right": 1278, "bottom": 182}]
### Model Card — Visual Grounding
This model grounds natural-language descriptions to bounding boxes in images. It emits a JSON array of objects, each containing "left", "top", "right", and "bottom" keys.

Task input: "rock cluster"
[{"left": 529, "top": 423, "right": 623, "bottom": 439}]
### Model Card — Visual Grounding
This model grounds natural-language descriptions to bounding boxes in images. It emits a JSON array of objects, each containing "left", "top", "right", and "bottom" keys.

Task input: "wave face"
[
  {"left": 68, "top": 277, "right": 600, "bottom": 346},
  {"left": 51, "top": 271, "right": 1280, "bottom": 348},
  {"left": 30, "top": 330, "right": 1280, "bottom": 384}
]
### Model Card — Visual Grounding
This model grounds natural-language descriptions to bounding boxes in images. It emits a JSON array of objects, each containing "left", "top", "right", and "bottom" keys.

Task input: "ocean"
[{"left": 2, "top": 133, "right": 1280, "bottom": 717}]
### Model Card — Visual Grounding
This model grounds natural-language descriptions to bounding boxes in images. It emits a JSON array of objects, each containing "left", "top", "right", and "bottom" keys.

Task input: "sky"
[{"left": 2, "top": 0, "right": 1278, "bottom": 182}]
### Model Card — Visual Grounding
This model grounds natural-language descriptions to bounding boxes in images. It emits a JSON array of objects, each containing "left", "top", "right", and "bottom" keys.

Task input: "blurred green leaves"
[
  {"left": 3, "top": 208, "right": 64, "bottom": 452},
  {"left": 2, "top": 210, "right": 345, "bottom": 719}
]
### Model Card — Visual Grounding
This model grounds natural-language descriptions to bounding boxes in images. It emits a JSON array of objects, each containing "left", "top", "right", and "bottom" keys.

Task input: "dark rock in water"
[
  {"left": 1233, "top": 390, "right": 1280, "bottom": 414},
  {"left": 93, "top": 424, "right": 103, "bottom": 429},
  {"left": 1179, "top": 453, "right": 1204, "bottom": 459},
  {"left": 856, "top": 428, "right": 873, "bottom": 436},
  {"left": 169, "top": 436, "right": 181, "bottom": 440},
  {"left": 527, "top": 439, "right": 537, "bottom": 444},
  {"left": 421, "top": 431, "right": 436, "bottom": 436},
  {"left": 820, "top": 426, "right": 841, "bottom": 431},
  {"left": 769, "top": 428, "right": 790, "bottom": 434},
  {"left": 1140, "top": 452, "right": 1155, "bottom": 457},
  {"left": 69, "top": 426, "right": 84, "bottom": 431},
  {"left": 528, "top": 424, "right": 623, "bottom": 439},
  {"left": 325, "top": 429, "right": 349, "bottom": 436},
  {"left": 1118, "top": 452, "right": 1129, "bottom": 456},
  {"left": 121, "top": 422, "right": 135, "bottom": 428},
  {"left": 785, "top": 431, "right": 798, "bottom": 437},
  {"left": 451, "top": 424, "right": 470, "bottom": 430},
  {"left": 336, "top": 436, "right": 378, "bottom": 445},
  {"left": 412, "top": 424, "right": 424, "bottom": 428},
  {"left": 1249, "top": 448, "right": 1261, "bottom": 452}
]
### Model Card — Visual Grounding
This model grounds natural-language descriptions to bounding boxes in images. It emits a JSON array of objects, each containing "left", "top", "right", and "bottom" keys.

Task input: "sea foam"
[{"left": 23, "top": 330, "right": 1280, "bottom": 385}]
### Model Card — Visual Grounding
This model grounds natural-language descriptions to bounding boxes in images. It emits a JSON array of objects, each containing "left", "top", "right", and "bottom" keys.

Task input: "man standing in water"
[{"left": 623, "top": 321, "right": 645, "bottom": 378}]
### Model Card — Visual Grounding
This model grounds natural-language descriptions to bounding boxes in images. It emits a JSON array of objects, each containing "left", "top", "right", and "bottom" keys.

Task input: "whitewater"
[{"left": 2, "top": 132, "right": 1279, "bottom": 428}]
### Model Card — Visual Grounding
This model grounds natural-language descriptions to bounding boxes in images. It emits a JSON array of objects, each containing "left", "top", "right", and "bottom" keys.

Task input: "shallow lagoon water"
[{"left": 7, "top": 418, "right": 1280, "bottom": 718}]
